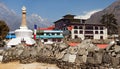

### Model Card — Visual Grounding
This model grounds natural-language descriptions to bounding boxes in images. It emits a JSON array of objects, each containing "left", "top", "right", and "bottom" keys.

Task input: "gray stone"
[
  {"left": 62, "top": 53, "right": 76, "bottom": 62},
  {"left": 82, "top": 55, "right": 87, "bottom": 63},
  {"left": 114, "top": 45, "right": 120, "bottom": 52},
  {"left": 111, "top": 52, "right": 116, "bottom": 57},
  {"left": 55, "top": 51, "right": 65, "bottom": 60},
  {"left": 68, "top": 46, "right": 78, "bottom": 55},
  {"left": 87, "top": 57, "right": 95, "bottom": 64},
  {"left": 62, "top": 53, "right": 69, "bottom": 62},
  {"left": 102, "top": 53, "right": 112, "bottom": 64},
  {"left": 94, "top": 52, "right": 103, "bottom": 64},
  {"left": 77, "top": 48, "right": 88, "bottom": 55},
  {"left": 75, "top": 55, "right": 84, "bottom": 64},
  {"left": 116, "top": 54, "right": 120, "bottom": 58},
  {"left": 111, "top": 57, "right": 119, "bottom": 68}
]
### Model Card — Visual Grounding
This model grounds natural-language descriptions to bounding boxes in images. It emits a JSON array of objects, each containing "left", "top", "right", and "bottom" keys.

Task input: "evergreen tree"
[
  {"left": 100, "top": 13, "right": 118, "bottom": 35},
  {"left": 0, "top": 20, "right": 9, "bottom": 40}
]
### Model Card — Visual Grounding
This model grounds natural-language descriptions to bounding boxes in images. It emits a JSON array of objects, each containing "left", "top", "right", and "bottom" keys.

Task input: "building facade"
[
  {"left": 71, "top": 24, "right": 107, "bottom": 40},
  {"left": 36, "top": 30, "right": 64, "bottom": 44},
  {"left": 6, "top": 31, "right": 16, "bottom": 39},
  {"left": 54, "top": 14, "right": 108, "bottom": 40}
]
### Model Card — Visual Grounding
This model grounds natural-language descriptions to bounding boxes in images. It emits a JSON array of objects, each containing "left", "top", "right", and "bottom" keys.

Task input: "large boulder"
[{"left": 77, "top": 39, "right": 99, "bottom": 52}]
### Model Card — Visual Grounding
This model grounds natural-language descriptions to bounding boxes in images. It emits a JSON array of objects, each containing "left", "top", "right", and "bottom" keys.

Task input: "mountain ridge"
[
  {"left": 86, "top": 0, "right": 120, "bottom": 25},
  {"left": 0, "top": 3, "right": 53, "bottom": 31}
]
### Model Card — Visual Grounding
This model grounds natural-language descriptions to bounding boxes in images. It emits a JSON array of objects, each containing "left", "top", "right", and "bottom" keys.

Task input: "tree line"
[
  {"left": 0, "top": 20, "right": 9, "bottom": 40},
  {"left": 100, "top": 13, "right": 119, "bottom": 35}
]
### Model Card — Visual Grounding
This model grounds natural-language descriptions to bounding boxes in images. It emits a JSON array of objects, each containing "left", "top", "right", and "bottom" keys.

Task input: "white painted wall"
[
  {"left": 41, "top": 39, "right": 63, "bottom": 44},
  {"left": 71, "top": 26, "right": 108, "bottom": 40},
  {"left": 41, "top": 39, "right": 53, "bottom": 44}
]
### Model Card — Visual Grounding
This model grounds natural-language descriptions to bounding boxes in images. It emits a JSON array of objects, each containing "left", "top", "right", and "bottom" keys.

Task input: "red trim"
[
  {"left": 38, "top": 25, "right": 55, "bottom": 30},
  {"left": 68, "top": 42, "right": 79, "bottom": 46},
  {"left": 34, "top": 34, "right": 36, "bottom": 40},
  {"left": 96, "top": 44, "right": 108, "bottom": 49},
  {"left": 67, "top": 26, "right": 73, "bottom": 31}
]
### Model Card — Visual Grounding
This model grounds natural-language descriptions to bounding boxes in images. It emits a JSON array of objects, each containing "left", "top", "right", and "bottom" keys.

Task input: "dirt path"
[{"left": 0, "top": 62, "right": 59, "bottom": 69}]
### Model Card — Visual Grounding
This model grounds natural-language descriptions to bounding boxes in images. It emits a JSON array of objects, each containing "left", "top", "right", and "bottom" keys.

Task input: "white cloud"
[
  {"left": 27, "top": 13, "right": 53, "bottom": 28},
  {"left": 75, "top": 9, "right": 102, "bottom": 19},
  {"left": 30, "top": 14, "right": 44, "bottom": 22}
]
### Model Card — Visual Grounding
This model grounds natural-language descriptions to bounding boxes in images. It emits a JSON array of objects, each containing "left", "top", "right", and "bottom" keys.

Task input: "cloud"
[
  {"left": 75, "top": 9, "right": 102, "bottom": 19},
  {"left": 0, "top": 3, "right": 52, "bottom": 30},
  {"left": 27, "top": 14, "right": 53, "bottom": 29}
]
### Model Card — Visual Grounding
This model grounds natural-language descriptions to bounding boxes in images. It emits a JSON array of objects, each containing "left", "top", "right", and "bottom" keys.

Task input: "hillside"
[{"left": 86, "top": 0, "right": 120, "bottom": 25}]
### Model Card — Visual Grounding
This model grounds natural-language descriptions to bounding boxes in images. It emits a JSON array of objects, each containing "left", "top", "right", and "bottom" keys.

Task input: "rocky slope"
[
  {"left": 86, "top": 0, "right": 120, "bottom": 25},
  {"left": 1, "top": 39, "right": 120, "bottom": 69}
]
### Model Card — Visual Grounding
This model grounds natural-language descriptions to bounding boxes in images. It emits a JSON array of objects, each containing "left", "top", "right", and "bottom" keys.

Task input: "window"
[
  {"left": 74, "top": 26, "right": 78, "bottom": 29},
  {"left": 85, "top": 26, "right": 93, "bottom": 30},
  {"left": 95, "top": 31, "right": 98, "bottom": 34},
  {"left": 100, "top": 36, "right": 103, "bottom": 39},
  {"left": 56, "top": 33, "right": 60, "bottom": 35},
  {"left": 95, "top": 26, "right": 98, "bottom": 30},
  {"left": 85, "top": 35, "right": 93, "bottom": 39},
  {"left": 74, "top": 30, "right": 78, "bottom": 34},
  {"left": 82, "top": 20, "right": 85, "bottom": 23},
  {"left": 63, "top": 28, "right": 67, "bottom": 30},
  {"left": 51, "top": 33, "right": 55, "bottom": 35},
  {"left": 100, "top": 26, "right": 103, "bottom": 30},
  {"left": 46, "top": 33, "right": 50, "bottom": 35},
  {"left": 11, "top": 45, "right": 16, "bottom": 47},
  {"left": 79, "top": 30, "right": 83, "bottom": 34},
  {"left": 52, "top": 39, "right": 56, "bottom": 42},
  {"left": 79, "top": 26, "right": 83, "bottom": 29},
  {"left": 75, "top": 35, "right": 78, "bottom": 38},
  {"left": 44, "top": 39, "right": 48, "bottom": 42},
  {"left": 11, "top": 33, "right": 15, "bottom": 35},
  {"left": 40, "top": 33, "right": 44, "bottom": 35},
  {"left": 57, "top": 39, "right": 61, "bottom": 42},
  {"left": 85, "top": 31, "right": 93, "bottom": 34},
  {"left": 100, "top": 31, "right": 103, "bottom": 34}
]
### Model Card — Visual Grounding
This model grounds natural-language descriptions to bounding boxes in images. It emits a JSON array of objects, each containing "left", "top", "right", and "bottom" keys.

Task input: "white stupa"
[{"left": 7, "top": 6, "right": 35, "bottom": 46}]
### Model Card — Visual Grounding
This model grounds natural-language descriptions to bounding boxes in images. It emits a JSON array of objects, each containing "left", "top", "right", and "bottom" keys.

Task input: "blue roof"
[
  {"left": 6, "top": 35, "right": 16, "bottom": 39},
  {"left": 36, "top": 35, "right": 63, "bottom": 39}
]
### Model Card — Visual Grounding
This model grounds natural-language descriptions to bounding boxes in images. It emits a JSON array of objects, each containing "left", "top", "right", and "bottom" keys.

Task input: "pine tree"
[
  {"left": 100, "top": 13, "right": 118, "bottom": 35},
  {"left": 0, "top": 20, "right": 9, "bottom": 40}
]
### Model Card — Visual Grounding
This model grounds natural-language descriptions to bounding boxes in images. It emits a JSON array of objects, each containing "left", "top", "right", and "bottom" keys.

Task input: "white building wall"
[
  {"left": 71, "top": 29, "right": 75, "bottom": 39},
  {"left": 93, "top": 27, "right": 108, "bottom": 39},
  {"left": 41, "top": 39, "right": 53, "bottom": 44},
  {"left": 71, "top": 25, "right": 108, "bottom": 40},
  {"left": 94, "top": 35, "right": 100, "bottom": 39},
  {"left": 93, "top": 29, "right": 100, "bottom": 39},
  {"left": 71, "top": 29, "right": 85, "bottom": 40},
  {"left": 41, "top": 39, "right": 44, "bottom": 43},
  {"left": 103, "top": 28, "right": 108, "bottom": 39},
  {"left": 41, "top": 39, "right": 63, "bottom": 44},
  {"left": 44, "top": 39, "right": 53, "bottom": 44},
  {"left": 78, "top": 34, "right": 84, "bottom": 40}
]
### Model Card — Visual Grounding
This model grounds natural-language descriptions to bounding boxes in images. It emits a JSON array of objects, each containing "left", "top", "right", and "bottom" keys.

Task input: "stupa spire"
[
  {"left": 7, "top": 6, "right": 35, "bottom": 46},
  {"left": 20, "top": 6, "right": 27, "bottom": 29}
]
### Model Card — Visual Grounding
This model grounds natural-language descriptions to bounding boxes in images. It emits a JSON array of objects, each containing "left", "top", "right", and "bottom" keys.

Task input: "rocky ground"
[{"left": 0, "top": 39, "right": 120, "bottom": 69}]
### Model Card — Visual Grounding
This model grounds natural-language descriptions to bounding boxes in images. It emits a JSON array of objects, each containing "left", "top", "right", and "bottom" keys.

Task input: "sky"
[{"left": 0, "top": 0, "right": 117, "bottom": 22}]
